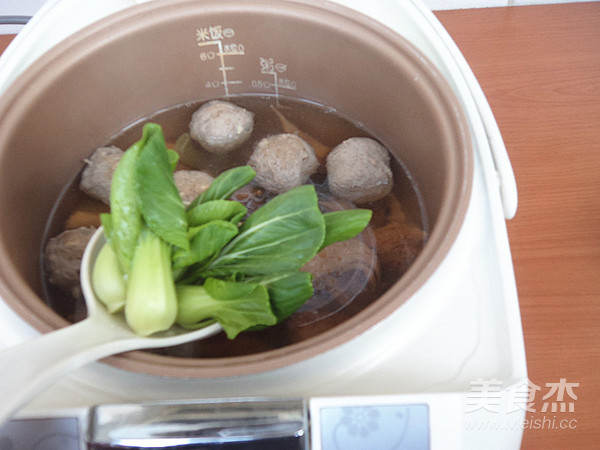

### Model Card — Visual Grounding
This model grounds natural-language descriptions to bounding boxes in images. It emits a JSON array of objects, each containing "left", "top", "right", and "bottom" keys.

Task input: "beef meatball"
[
  {"left": 79, "top": 145, "right": 214, "bottom": 207},
  {"left": 326, "top": 137, "right": 393, "bottom": 204},
  {"left": 79, "top": 146, "right": 123, "bottom": 205},
  {"left": 189, "top": 100, "right": 254, "bottom": 154},
  {"left": 44, "top": 226, "right": 97, "bottom": 298},
  {"left": 248, "top": 133, "right": 319, "bottom": 193},
  {"left": 173, "top": 170, "right": 214, "bottom": 206}
]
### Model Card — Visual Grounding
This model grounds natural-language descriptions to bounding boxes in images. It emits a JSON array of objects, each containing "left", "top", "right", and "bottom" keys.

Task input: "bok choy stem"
[{"left": 124, "top": 228, "right": 178, "bottom": 336}]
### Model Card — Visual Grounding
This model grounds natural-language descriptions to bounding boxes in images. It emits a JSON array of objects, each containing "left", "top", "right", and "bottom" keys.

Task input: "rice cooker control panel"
[{"left": 0, "top": 395, "right": 482, "bottom": 449}]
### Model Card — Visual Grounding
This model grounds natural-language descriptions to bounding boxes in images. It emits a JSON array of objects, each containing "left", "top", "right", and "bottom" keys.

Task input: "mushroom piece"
[
  {"left": 173, "top": 170, "right": 214, "bottom": 206},
  {"left": 326, "top": 137, "right": 393, "bottom": 204},
  {"left": 230, "top": 181, "right": 271, "bottom": 216},
  {"left": 44, "top": 226, "right": 97, "bottom": 299},
  {"left": 248, "top": 133, "right": 319, "bottom": 194},
  {"left": 373, "top": 219, "right": 424, "bottom": 278},
  {"left": 189, "top": 100, "right": 254, "bottom": 154},
  {"left": 373, "top": 195, "right": 425, "bottom": 277},
  {"left": 79, "top": 146, "right": 124, "bottom": 205}
]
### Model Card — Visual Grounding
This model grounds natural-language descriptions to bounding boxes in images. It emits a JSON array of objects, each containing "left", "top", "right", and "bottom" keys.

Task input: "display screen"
[
  {"left": 319, "top": 403, "right": 430, "bottom": 450},
  {"left": 0, "top": 417, "right": 81, "bottom": 450}
]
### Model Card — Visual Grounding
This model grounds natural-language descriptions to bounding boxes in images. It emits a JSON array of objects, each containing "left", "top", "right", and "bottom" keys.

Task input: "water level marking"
[
  {"left": 196, "top": 26, "right": 244, "bottom": 96},
  {"left": 256, "top": 56, "right": 297, "bottom": 99}
]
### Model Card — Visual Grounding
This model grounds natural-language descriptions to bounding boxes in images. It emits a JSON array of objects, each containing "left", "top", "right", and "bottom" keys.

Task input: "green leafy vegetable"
[
  {"left": 167, "top": 148, "right": 180, "bottom": 171},
  {"left": 92, "top": 122, "right": 373, "bottom": 340},
  {"left": 320, "top": 209, "right": 373, "bottom": 251},
  {"left": 201, "top": 185, "right": 325, "bottom": 277},
  {"left": 103, "top": 142, "right": 142, "bottom": 273},
  {"left": 96, "top": 123, "right": 188, "bottom": 336},
  {"left": 186, "top": 200, "right": 247, "bottom": 227},
  {"left": 176, "top": 279, "right": 276, "bottom": 339},
  {"left": 124, "top": 228, "right": 178, "bottom": 336},
  {"left": 258, "top": 271, "right": 314, "bottom": 323},
  {"left": 173, "top": 220, "right": 239, "bottom": 270},
  {"left": 134, "top": 124, "right": 188, "bottom": 250},
  {"left": 91, "top": 242, "right": 126, "bottom": 313},
  {"left": 187, "top": 166, "right": 256, "bottom": 209}
]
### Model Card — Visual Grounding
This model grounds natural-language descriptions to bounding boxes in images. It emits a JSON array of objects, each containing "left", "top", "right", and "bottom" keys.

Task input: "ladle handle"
[{"left": 0, "top": 317, "right": 136, "bottom": 424}]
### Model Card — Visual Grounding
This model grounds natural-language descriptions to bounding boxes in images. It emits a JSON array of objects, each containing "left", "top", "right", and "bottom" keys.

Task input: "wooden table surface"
[
  {"left": 1, "top": 2, "right": 599, "bottom": 448},
  {"left": 435, "top": 3, "right": 600, "bottom": 449}
]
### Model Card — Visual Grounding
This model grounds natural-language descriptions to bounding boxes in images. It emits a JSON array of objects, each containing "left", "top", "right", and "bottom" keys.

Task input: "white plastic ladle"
[{"left": 0, "top": 227, "right": 223, "bottom": 423}]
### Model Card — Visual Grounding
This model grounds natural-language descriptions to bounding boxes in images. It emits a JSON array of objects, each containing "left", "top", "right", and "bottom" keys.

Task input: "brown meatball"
[
  {"left": 189, "top": 100, "right": 254, "bottom": 154},
  {"left": 326, "top": 137, "right": 393, "bottom": 204},
  {"left": 79, "top": 145, "right": 214, "bottom": 208},
  {"left": 44, "top": 226, "right": 97, "bottom": 298},
  {"left": 248, "top": 133, "right": 319, "bottom": 193},
  {"left": 79, "top": 146, "right": 123, "bottom": 205},
  {"left": 173, "top": 170, "right": 214, "bottom": 206}
]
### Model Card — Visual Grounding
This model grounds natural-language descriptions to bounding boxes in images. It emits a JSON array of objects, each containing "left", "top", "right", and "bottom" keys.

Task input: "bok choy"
[{"left": 92, "top": 122, "right": 372, "bottom": 339}]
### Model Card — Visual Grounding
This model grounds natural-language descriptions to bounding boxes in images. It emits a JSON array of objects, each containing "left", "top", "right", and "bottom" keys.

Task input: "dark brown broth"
[{"left": 42, "top": 95, "right": 426, "bottom": 358}]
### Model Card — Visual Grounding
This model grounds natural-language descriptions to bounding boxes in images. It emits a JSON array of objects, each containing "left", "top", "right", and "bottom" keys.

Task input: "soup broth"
[{"left": 42, "top": 95, "right": 427, "bottom": 358}]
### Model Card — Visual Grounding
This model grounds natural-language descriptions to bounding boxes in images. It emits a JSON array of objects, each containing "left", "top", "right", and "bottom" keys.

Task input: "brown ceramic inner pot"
[{"left": 0, "top": 0, "right": 472, "bottom": 378}]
